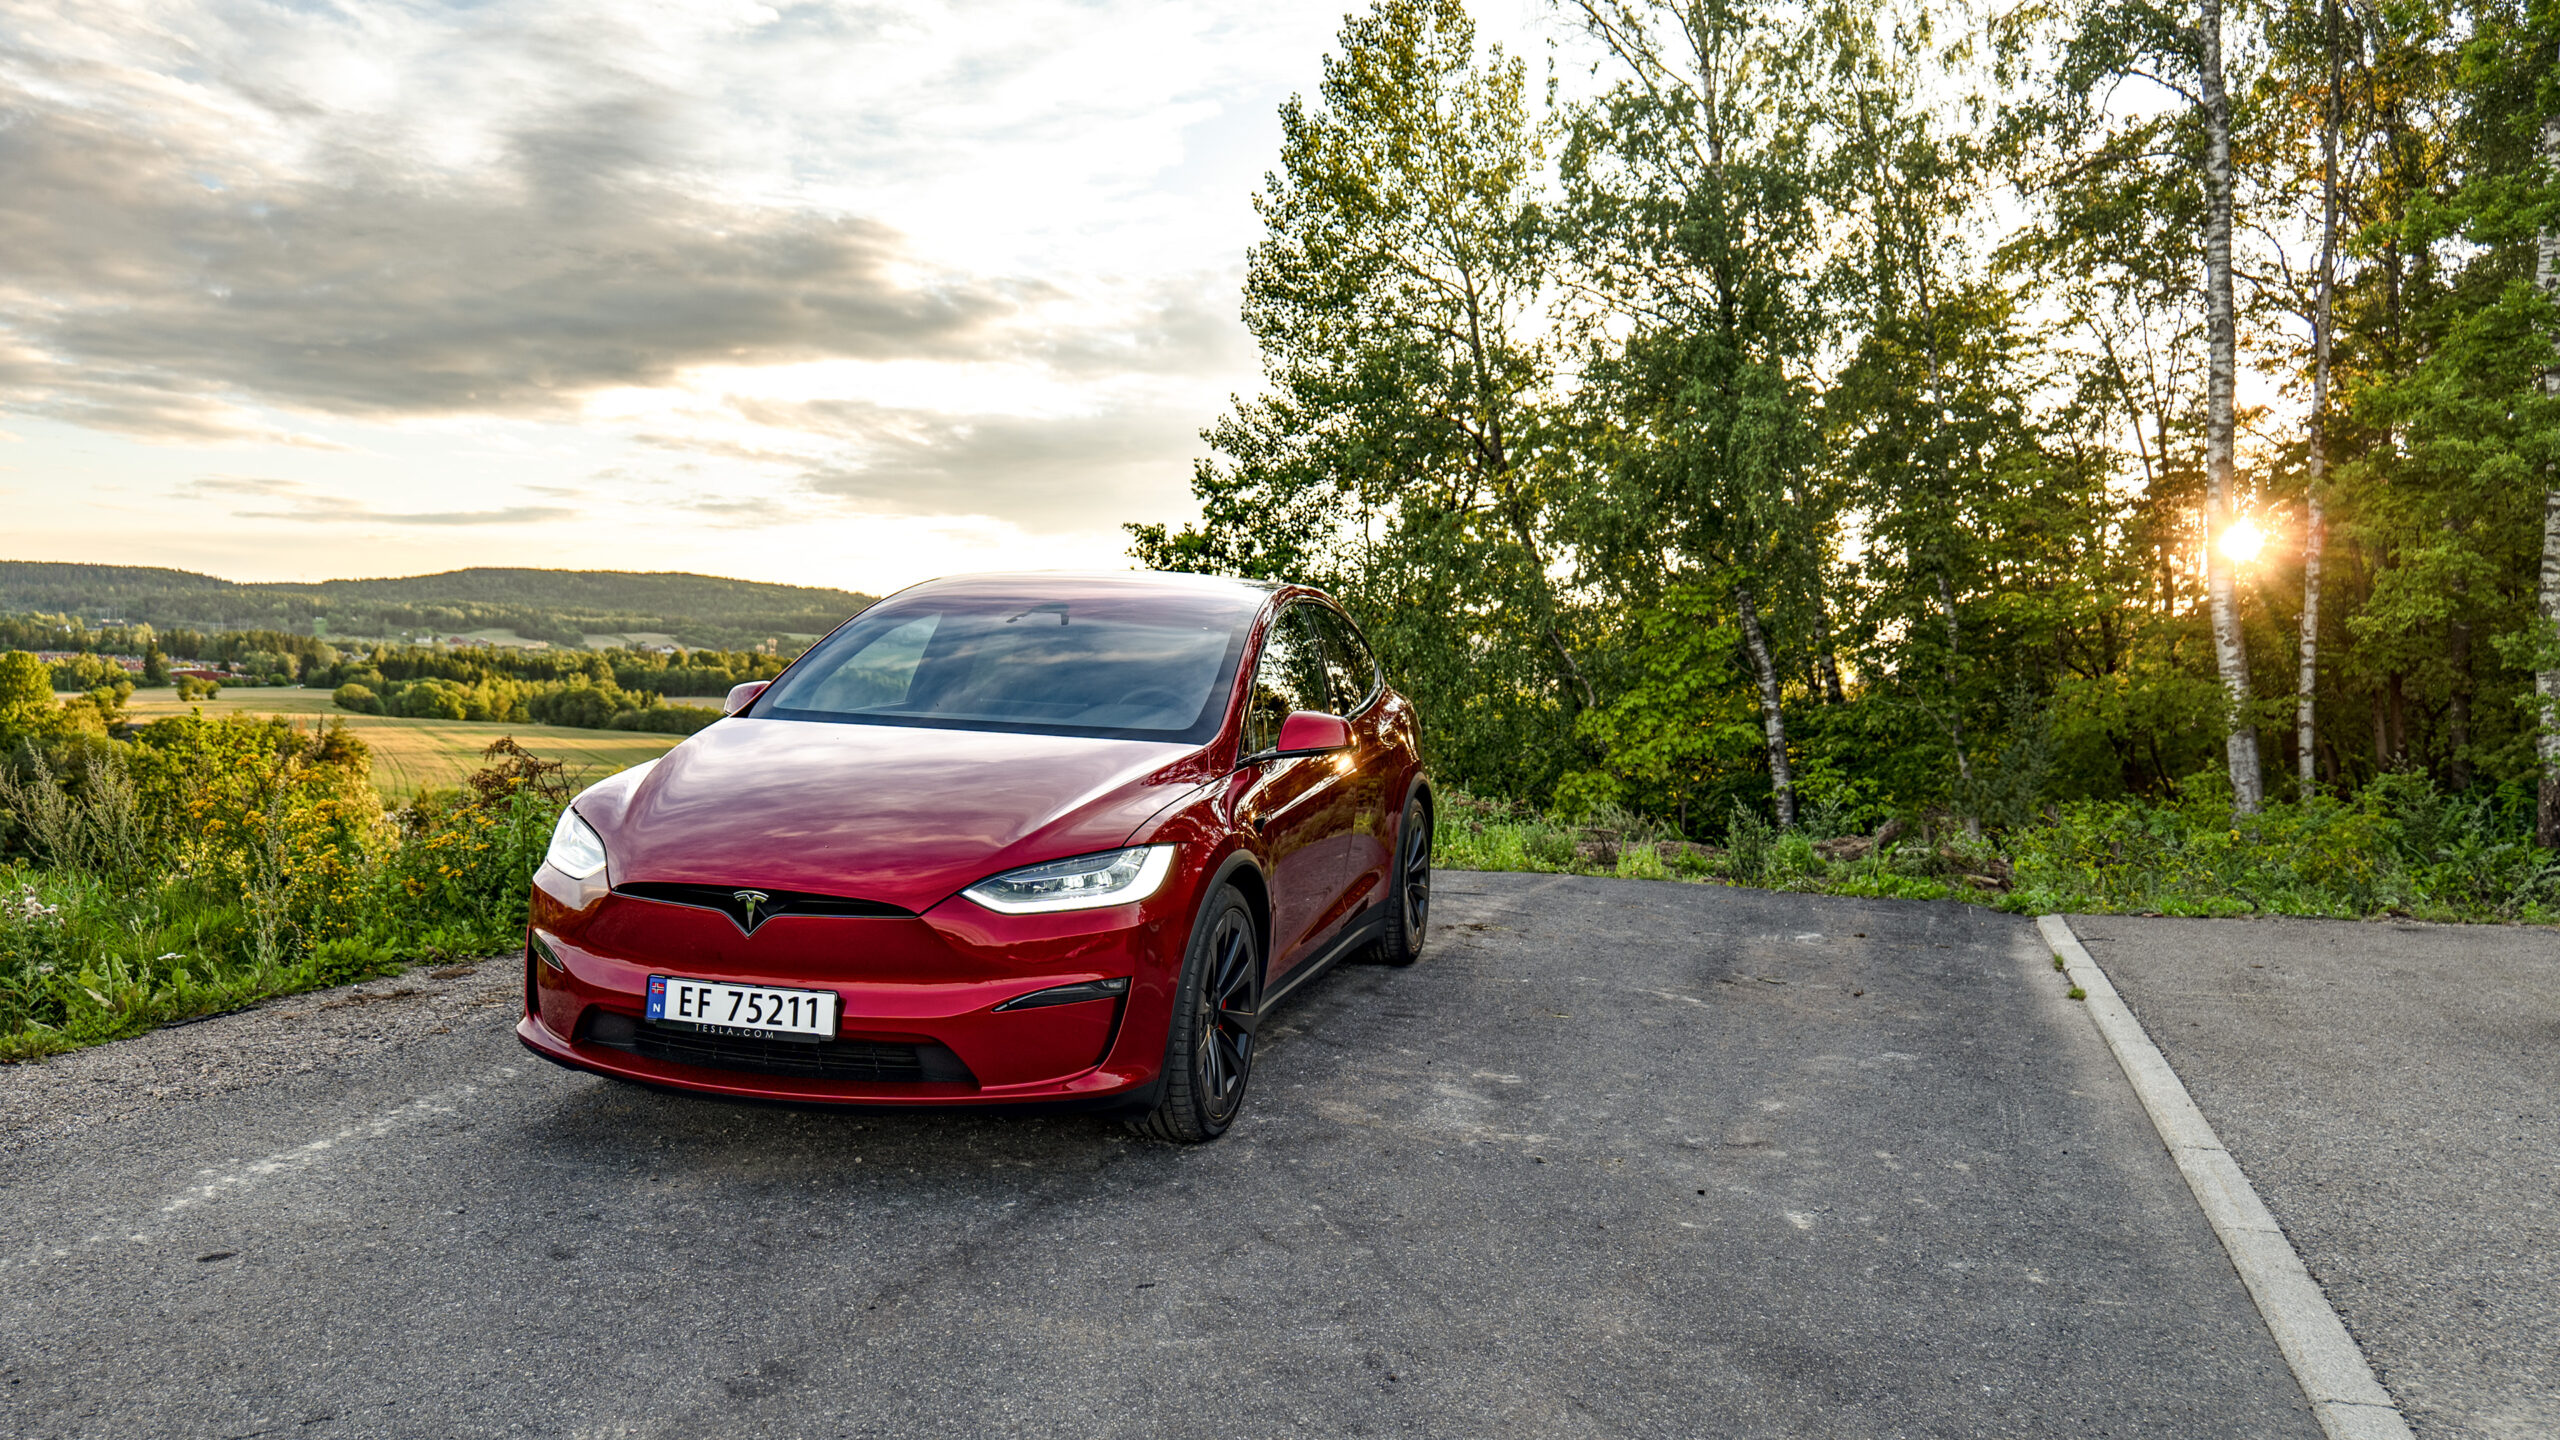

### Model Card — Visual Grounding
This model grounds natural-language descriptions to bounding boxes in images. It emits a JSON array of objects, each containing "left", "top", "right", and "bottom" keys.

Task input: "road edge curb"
[{"left": 2036, "top": 914, "right": 2412, "bottom": 1440}]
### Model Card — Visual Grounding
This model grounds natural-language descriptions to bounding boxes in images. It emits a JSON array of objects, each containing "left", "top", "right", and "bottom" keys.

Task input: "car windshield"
[{"left": 754, "top": 587, "right": 1261, "bottom": 743}]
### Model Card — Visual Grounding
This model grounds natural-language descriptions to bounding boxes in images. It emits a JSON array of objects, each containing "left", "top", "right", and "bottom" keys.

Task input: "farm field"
[{"left": 113, "top": 687, "right": 683, "bottom": 799}]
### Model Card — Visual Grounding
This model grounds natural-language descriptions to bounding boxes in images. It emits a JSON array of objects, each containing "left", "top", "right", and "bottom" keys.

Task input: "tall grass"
[
  {"left": 0, "top": 719, "right": 567, "bottom": 1060},
  {"left": 1430, "top": 773, "right": 2560, "bottom": 924}
]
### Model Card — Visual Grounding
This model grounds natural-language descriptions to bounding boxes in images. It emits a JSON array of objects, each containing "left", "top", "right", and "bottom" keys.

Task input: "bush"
[
  {"left": 1425, "top": 778, "right": 2560, "bottom": 924},
  {"left": 606, "top": 703, "right": 722, "bottom": 736},
  {"left": 0, "top": 723, "right": 582, "bottom": 1059},
  {"left": 332, "top": 682, "right": 383, "bottom": 715}
]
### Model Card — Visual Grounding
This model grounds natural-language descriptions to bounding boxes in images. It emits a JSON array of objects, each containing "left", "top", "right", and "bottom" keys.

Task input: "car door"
[
  {"left": 1306, "top": 604, "right": 1391, "bottom": 913},
  {"left": 1239, "top": 602, "right": 1359, "bottom": 980}
]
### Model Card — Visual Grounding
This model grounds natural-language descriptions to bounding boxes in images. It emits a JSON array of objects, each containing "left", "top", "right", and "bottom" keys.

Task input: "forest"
[
  {"left": 1132, "top": 0, "right": 2560, "bottom": 908},
  {"left": 0, "top": 562, "right": 873, "bottom": 651}
]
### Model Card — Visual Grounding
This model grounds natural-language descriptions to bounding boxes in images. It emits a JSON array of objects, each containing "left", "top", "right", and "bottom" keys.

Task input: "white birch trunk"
[
  {"left": 2300, "top": 1, "right": 2339, "bottom": 790},
  {"left": 2200, "top": 0, "right": 2264, "bottom": 813},
  {"left": 1734, "top": 584, "right": 1796, "bottom": 830},
  {"left": 2533, "top": 117, "right": 2560, "bottom": 844}
]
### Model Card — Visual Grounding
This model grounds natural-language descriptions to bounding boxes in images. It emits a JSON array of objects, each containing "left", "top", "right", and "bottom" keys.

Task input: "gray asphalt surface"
[
  {"left": 2071, "top": 914, "right": 2560, "bottom": 1440},
  {"left": 0, "top": 874, "right": 2320, "bottom": 1439}
]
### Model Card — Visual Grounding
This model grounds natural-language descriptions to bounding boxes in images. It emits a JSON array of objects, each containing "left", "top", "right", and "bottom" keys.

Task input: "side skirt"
[{"left": 1260, "top": 901, "right": 1386, "bottom": 1016}]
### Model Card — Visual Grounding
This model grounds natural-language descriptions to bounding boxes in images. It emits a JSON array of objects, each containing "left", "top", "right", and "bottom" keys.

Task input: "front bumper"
[{"left": 519, "top": 872, "right": 1188, "bottom": 1106}]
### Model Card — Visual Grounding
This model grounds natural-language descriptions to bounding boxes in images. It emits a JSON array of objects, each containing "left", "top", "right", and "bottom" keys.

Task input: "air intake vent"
[{"left": 579, "top": 1009, "right": 974, "bottom": 1085}]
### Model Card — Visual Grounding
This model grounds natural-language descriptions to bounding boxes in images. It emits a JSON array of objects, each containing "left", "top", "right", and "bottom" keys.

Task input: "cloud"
[
  {"left": 0, "top": 6, "right": 1028, "bottom": 438},
  {"left": 625, "top": 392, "right": 1204, "bottom": 529},
  {"left": 180, "top": 475, "right": 570, "bottom": 526},
  {"left": 0, "top": 0, "right": 1340, "bottom": 555}
]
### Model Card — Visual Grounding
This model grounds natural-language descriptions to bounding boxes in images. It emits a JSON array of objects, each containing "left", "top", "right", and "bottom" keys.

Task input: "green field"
[{"left": 116, "top": 687, "right": 683, "bottom": 799}]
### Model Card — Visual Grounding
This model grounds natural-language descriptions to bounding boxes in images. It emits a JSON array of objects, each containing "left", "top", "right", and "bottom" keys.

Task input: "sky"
[{"left": 0, "top": 0, "right": 1574, "bottom": 593}]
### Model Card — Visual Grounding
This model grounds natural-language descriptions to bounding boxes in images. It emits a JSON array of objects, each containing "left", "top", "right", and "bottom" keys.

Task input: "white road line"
[
  {"left": 2038, "top": 914, "right": 2412, "bottom": 1440},
  {"left": 2, "top": 1062, "right": 524, "bottom": 1274}
]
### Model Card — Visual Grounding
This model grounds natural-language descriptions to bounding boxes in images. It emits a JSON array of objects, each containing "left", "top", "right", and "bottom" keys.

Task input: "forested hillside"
[
  {"left": 0, "top": 562, "right": 875, "bottom": 650},
  {"left": 1138, "top": 0, "right": 2560, "bottom": 854}
]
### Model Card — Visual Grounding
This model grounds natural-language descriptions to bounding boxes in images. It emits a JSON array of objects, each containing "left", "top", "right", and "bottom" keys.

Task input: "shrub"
[
  {"left": 0, "top": 725, "right": 581, "bottom": 1059},
  {"left": 606, "top": 703, "right": 722, "bottom": 736},
  {"left": 332, "top": 682, "right": 383, "bottom": 715}
]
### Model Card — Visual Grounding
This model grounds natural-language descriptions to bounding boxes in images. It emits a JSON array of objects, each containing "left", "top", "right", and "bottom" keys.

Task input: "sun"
[{"left": 2219, "top": 518, "right": 2267, "bottom": 564}]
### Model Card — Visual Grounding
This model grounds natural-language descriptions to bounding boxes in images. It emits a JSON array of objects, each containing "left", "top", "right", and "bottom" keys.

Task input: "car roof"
[{"left": 891, "top": 570, "right": 1290, "bottom": 603}]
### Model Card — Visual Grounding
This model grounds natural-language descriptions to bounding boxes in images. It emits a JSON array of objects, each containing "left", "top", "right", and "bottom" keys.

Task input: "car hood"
[{"left": 580, "top": 717, "right": 1212, "bottom": 913}]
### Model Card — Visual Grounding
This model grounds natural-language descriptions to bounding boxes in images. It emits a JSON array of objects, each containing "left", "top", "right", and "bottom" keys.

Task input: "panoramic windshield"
[{"left": 755, "top": 587, "right": 1260, "bottom": 742}]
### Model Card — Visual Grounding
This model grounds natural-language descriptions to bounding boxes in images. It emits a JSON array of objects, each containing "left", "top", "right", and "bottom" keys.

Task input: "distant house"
[{"left": 171, "top": 667, "right": 229, "bottom": 682}]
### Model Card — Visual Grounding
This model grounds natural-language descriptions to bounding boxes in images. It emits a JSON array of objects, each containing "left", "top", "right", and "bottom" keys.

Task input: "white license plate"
[{"left": 646, "top": 976, "right": 839, "bottom": 1041}]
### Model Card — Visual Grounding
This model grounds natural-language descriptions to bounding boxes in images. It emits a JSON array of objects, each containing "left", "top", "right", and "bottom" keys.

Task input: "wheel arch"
[{"left": 1206, "top": 849, "right": 1272, "bottom": 981}]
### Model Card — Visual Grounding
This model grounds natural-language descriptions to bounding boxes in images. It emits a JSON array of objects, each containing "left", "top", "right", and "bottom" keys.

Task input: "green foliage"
[
  {"left": 0, "top": 723, "right": 582, "bottom": 1060},
  {"left": 1131, "top": 0, "right": 1597, "bottom": 800},
  {"left": 1430, "top": 775, "right": 2560, "bottom": 925},
  {"left": 1137, "top": 0, "right": 2560, "bottom": 847},
  {"left": 0, "top": 652, "right": 50, "bottom": 726}
]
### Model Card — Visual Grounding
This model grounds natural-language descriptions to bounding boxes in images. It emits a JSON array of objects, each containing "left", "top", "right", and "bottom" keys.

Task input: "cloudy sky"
[{"left": 0, "top": 0, "right": 1565, "bottom": 592}]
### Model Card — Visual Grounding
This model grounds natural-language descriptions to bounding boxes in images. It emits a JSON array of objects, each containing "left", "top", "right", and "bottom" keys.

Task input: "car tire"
[
  {"left": 1373, "top": 795, "right": 1431, "bottom": 967},
  {"left": 1129, "top": 883, "right": 1260, "bottom": 1144}
]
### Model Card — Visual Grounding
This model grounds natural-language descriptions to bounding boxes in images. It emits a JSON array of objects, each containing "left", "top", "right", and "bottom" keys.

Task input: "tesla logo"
[{"left": 731, "top": 889, "right": 772, "bottom": 934}]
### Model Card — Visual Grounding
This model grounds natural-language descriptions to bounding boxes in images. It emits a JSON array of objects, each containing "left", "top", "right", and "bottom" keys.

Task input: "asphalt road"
[
  {"left": 0, "top": 874, "right": 2321, "bottom": 1439},
  {"left": 2071, "top": 914, "right": 2560, "bottom": 1440}
]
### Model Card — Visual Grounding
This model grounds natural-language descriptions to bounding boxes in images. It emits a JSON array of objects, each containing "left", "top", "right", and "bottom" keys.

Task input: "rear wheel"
[
  {"left": 1374, "top": 795, "right": 1431, "bottom": 966},
  {"left": 1129, "top": 884, "right": 1259, "bottom": 1144}
]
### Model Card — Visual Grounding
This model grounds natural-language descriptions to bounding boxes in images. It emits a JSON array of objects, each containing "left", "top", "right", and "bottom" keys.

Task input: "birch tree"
[
  {"left": 1559, "top": 0, "right": 1835, "bottom": 829},
  {"left": 2535, "top": 116, "right": 2560, "bottom": 842},
  {"left": 2198, "top": 0, "right": 2266, "bottom": 811},
  {"left": 2295, "top": 0, "right": 2344, "bottom": 788}
]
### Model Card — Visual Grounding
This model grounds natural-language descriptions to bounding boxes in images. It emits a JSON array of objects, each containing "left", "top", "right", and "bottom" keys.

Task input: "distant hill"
[{"left": 0, "top": 561, "right": 876, "bottom": 650}]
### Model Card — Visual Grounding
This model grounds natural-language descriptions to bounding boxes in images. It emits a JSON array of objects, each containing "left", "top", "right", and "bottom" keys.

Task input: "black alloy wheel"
[
  {"left": 1131, "top": 885, "right": 1260, "bottom": 1143},
  {"left": 1375, "top": 795, "right": 1431, "bottom": 966}
]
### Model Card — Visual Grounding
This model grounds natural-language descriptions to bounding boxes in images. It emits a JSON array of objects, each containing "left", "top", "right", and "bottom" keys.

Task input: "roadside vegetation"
[
  {"left": 1, "top": 649, "right": 581, "bottom": 1060},
  {"left": 1434, "top": 775, "right": 2560, "bottom": 924}
]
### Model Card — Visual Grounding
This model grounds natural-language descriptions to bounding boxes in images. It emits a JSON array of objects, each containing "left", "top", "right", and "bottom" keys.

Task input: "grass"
[
  {"left": 2, "top": 722, "right": 570, "bottom": 1061},
  {"left": 120, "top": 687, "right": 683, "bottom": 800},
  {"left": 1429, "top": 779, "right": 2560, "bottom": 925}
]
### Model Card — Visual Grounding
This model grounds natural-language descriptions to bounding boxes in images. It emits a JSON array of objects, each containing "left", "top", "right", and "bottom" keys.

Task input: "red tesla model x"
[{"left": 517, "top": 571, "right": 1431, "bottom": 1141}]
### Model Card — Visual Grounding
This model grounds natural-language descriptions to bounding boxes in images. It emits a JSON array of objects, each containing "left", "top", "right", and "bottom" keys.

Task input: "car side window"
[
  {"left": 1308, "top": 606, "right": 1380, "bottom": 714},
  {"left": 1245, "top": 604, "right": 1333, "bottom": 755}
]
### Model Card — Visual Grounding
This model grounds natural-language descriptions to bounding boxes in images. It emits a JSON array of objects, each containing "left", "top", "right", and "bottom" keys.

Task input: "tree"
[
  {"left": 1558, "top": 0, "right": 1839, "bottom": 828},
  {"left": 2539, "top": 116, "right": 2560, "bottom": 839},
  {"left": 0, "top": 651, "right": 51, "bottom": 722},
  {"left": 2198, "top": 0, "right": 2266, "bottom": 811},
  {"left": 1131, "top": 0, "right": 1591, "bottom": 797}
]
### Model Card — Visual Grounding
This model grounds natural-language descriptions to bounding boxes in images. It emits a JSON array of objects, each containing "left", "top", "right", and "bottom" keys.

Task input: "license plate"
[{"left": 646, "top": 976, "right": 839, "bottom": 1042}]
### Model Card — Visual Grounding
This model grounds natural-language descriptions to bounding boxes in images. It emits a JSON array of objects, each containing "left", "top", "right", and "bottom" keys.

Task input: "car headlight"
[
  {"left": 545, "top": 808, "right": 609, "bottom": 881},
  {"left": 961, "top": 845, "right": 1176, "bottom": 915}
]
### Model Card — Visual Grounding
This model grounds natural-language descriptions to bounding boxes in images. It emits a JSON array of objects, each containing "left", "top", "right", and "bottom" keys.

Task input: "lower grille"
[{"left": 579, "top": 1009, "right": 975, "bottom": 1085}]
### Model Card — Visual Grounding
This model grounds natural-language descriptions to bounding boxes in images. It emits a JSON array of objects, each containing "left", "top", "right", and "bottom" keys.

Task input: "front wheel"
[
  {"left": 1373, "top": 795, "right": 1430, "bottom": 966},
  {"left": 1129, "top": 884, "right": 1259, "bottom": 1144}
]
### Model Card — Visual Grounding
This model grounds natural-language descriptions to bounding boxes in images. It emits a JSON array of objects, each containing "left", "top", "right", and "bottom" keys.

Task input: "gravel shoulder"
[
  {"left": 2069, "top": 914, "right": 2560, "bottom": 1440},
  {"left": 0, "top": 878, "right": 2319, "bottom": 1438}
]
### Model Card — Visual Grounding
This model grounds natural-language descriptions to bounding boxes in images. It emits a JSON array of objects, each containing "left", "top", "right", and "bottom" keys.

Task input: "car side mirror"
[
  {"left": 723, "top": 680, "right": 770, "bottom": 716},
  {"left": 1272, "top": 710, "right": 1352, "bottom": 757}
]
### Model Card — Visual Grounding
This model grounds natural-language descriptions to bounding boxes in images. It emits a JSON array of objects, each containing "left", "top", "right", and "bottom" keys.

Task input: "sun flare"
[{"left": 2219, "top": 518, "right": 2267, "bottom": 564}]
